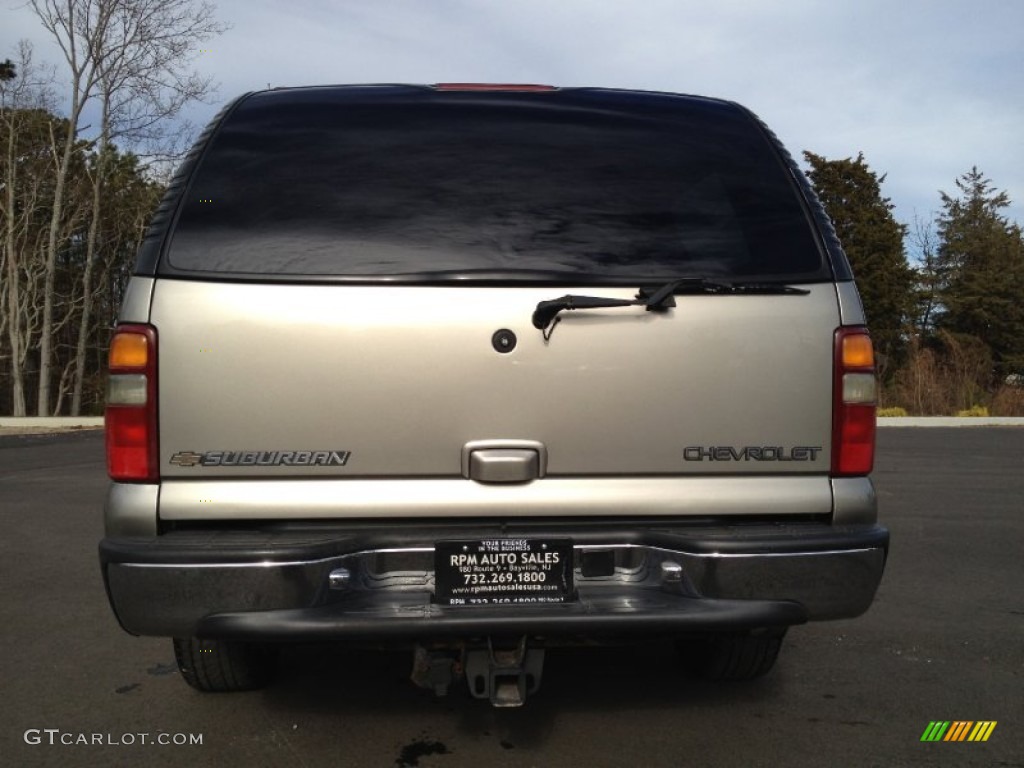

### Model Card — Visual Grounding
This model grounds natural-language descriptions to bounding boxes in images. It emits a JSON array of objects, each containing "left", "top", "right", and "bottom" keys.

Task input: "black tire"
[
  {"left": 677, "top": 628, "right": 786, "bottom": 681},
  {"left": 172, "top": 637, "right": 278, "bottom": 692}
]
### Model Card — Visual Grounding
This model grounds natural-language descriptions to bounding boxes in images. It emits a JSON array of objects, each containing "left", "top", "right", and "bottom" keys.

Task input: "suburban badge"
[{"left": 169, "top": 450, "right": 351, "bottom": 467}]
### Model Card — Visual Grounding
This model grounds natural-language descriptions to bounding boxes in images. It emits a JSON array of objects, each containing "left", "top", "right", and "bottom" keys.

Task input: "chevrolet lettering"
[{"left": 683, "top": 446, "right": 823, "bottom": 462}]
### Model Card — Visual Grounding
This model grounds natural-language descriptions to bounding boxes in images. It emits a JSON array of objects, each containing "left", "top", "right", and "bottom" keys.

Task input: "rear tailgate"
[{"left": 153, "top": 280, "right": 839, "bottom": 491}]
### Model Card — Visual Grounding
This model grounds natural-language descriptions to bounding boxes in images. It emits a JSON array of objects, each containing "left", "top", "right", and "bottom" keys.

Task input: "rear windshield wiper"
[
  {"left": 530, "top": 278, "right": 724, "bottom": 331},
  {"left": 532, "top": 278, "right": 810, "bottom": 339}
]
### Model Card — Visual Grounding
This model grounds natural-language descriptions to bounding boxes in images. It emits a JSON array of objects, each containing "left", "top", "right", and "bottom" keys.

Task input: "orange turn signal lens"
[
  {"left": 110, "top": 332, "right": 149, "bottom": 369},
  {"left": 841, "top": 334, "right": 874, "bottom": 368}
]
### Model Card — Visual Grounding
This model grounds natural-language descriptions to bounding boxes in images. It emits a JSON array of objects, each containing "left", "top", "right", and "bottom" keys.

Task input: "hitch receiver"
[{"left": 465, "top": 637, "right": 545, "bottom": 708}]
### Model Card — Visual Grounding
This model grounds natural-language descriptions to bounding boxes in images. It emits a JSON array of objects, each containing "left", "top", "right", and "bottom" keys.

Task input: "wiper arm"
[
  {"left": 529, "top": 279, "right": 709, "bottom": 331},
  {"left": 531, "top": 294, "right": 641, "bottom": 332}
]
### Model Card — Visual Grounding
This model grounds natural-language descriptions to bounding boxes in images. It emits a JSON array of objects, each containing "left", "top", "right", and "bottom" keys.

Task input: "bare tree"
[
  {"left": 29, "top": 0, "right": 225, "bottom": 415},
  {"left": 0, "top": 42, "right": 58, "bottom": 415},
  {"left": 28, "top": 0, "right": 109, "bottom": 415},
  {"left": 69, "top": 0, "right": 225, "bottom": 414}
]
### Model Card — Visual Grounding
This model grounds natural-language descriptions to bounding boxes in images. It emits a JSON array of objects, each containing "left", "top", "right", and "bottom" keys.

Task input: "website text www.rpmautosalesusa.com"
[
  {"left": 24, "top": 729, "right": 203, "bottom": 746},
  {"left": 451, "top": 582, "right": 561, "bottom": 595}
]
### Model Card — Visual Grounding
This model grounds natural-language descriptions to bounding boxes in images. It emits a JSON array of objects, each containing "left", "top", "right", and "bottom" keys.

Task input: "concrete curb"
[
  {"left": 0, "top": 417, "right": 104, "bottom": 428},
  {"left": 877, "top": 417, "right": 1024, "bottom": 427},
  {"left": 2, "top": 416, "right": 1023, "bottom": 429}
]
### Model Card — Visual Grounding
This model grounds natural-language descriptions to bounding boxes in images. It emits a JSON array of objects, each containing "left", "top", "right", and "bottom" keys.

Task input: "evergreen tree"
[
  {"left": 803, "top": 152, "right": 912, "bottom": 375},
  {"left": 935, "top": 168, "right": 1024, "bottom": 373}
]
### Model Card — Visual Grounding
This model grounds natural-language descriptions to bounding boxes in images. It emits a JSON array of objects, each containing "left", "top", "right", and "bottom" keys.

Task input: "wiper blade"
[
  {"left": 725, "top": 281, "right": 812, "bottom": 295},
  {"left": 637, "top": 278, "right": 811, "bottom": 306}
]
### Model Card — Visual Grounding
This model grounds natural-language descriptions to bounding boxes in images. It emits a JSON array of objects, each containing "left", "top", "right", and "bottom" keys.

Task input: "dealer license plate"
[{"left": 434, "top": 538, "right": 574, "bottom": 606}]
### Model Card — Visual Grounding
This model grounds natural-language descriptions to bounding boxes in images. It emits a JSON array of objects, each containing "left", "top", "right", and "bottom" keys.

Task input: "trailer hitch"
[
  {"left": 465, "top": 636, "right": 545, "bottom": 707},
  {"left": 411, "top": 636, "right": 545, "bottom": 707}
]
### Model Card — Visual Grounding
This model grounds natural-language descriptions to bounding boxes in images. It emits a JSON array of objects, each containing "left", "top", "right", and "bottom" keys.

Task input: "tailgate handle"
[{"left": 462, "top": 441, "right": 547, "bottom": 484}]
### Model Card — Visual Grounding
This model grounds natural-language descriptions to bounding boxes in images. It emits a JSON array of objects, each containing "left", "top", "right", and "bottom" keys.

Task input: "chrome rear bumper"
[{"left": 100, "top": 522, "right": 888, "bottom": 638}]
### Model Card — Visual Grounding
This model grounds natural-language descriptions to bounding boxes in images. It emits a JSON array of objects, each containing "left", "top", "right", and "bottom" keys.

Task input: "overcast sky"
[{"left": 3, "top": 0, "right": 1023, "bottom": 251}]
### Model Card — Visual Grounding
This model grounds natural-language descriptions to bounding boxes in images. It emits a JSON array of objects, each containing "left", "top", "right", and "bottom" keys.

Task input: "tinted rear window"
[{"left": 165, "top": 88, "right": 827, "bottom": 282}]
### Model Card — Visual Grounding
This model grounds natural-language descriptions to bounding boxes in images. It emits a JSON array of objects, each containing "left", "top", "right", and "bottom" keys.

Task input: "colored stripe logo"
[{"left": 921, "top": 721, "right": 997, "bottom": 742}]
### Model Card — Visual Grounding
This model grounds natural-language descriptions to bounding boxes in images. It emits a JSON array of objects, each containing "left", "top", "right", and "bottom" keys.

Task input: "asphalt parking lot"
[{"left": 1, "top": 428, "right": 1021, "bottom": 767}]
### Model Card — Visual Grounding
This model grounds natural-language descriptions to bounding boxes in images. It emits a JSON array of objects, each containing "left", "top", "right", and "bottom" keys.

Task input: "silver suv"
[{"left": 100, "top": 84, "right": 888, "bottom": 706}]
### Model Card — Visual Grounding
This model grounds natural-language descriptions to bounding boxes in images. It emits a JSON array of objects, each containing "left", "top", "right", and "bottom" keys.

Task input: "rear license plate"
[{"left": 434, "top": 539, "right": 574, "bottom": 606}]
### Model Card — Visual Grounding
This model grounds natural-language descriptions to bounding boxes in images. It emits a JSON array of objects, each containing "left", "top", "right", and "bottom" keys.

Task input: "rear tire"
[
  {"left": 677, "top": 628, "right": 786, "bottom": 681},
  {"left": 173, "top": 637, "right": 278, "bottom": 692}
]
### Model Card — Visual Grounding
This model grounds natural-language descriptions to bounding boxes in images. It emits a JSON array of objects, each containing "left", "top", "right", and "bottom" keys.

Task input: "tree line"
[
  {"left": 2, "top": 5, "right": 1022, "bottom": 416},
  {"left": 805, "top": 154, "right": 1024, "bottom": 415}
]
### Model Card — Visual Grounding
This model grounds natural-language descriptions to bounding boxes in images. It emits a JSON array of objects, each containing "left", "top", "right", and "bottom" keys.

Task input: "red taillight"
[
  {"left": 106, "top": 324, "right": 158, "bottom": 482},
  {"left": 832, "top": 327, "right": 877, "bottom": 476}
]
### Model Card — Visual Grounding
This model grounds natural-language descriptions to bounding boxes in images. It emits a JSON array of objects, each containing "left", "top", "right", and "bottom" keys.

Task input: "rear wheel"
[
  {"left": 172, "top": 637, "right": 278, "bottom": 692},
  {"left": 676, "top": 628, "right": 786, "bottom": 681}
]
